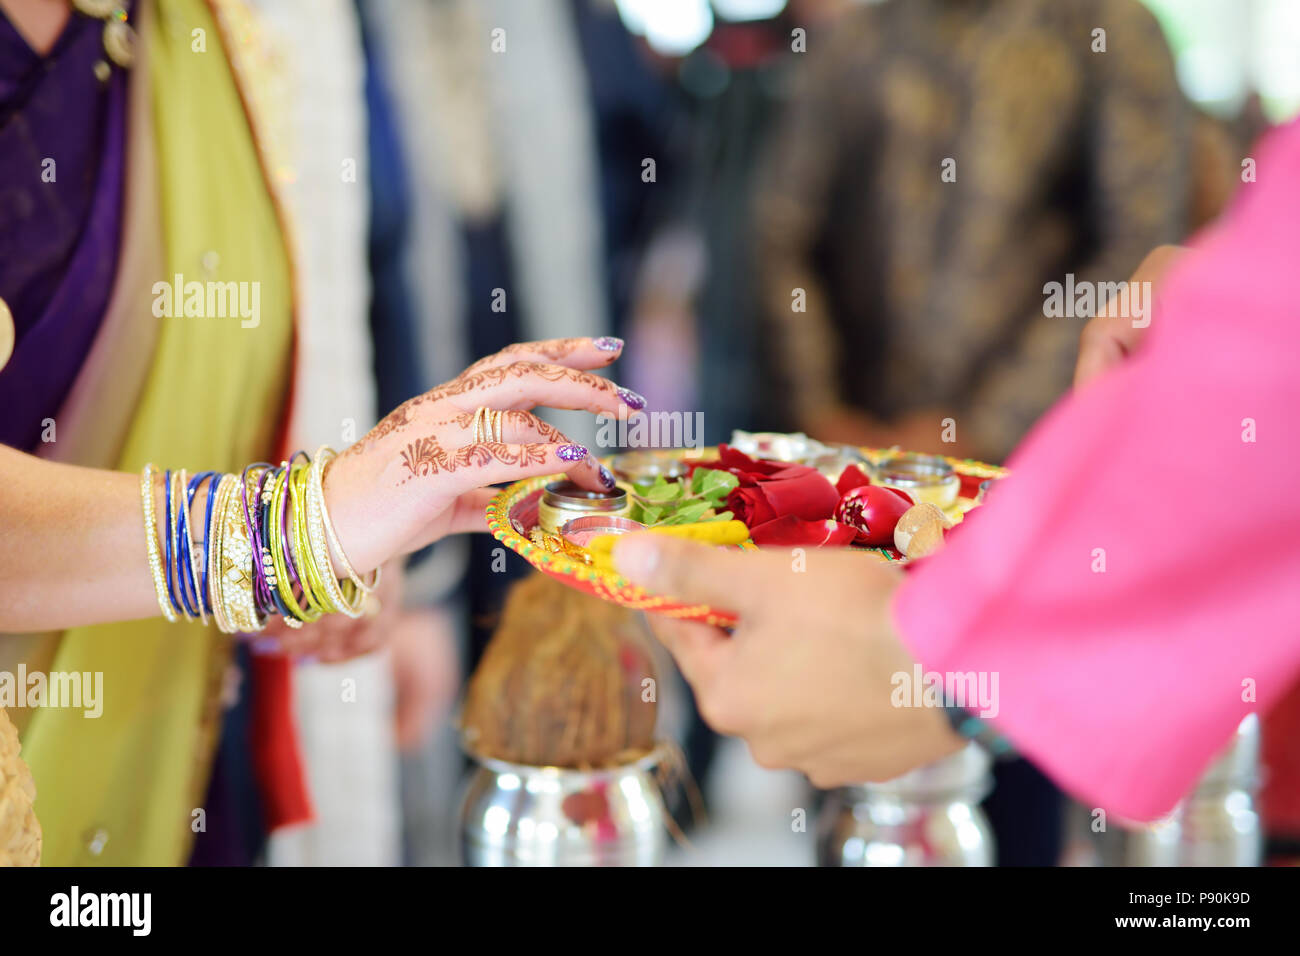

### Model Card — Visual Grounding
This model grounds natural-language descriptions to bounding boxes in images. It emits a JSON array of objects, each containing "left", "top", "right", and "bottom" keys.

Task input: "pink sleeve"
[{"left": 892, "top": 120, "right": 1300, "bottom": 823}]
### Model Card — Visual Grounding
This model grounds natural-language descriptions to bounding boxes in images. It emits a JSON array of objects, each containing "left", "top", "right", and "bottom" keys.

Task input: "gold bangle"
[
  {"left": 210, "top": 474, "right": 243, "bottom": 634},
  {"left": 207, "top": 475, "right": 229, "bottom": 632},
  {"left": 268, "top": 462, "right": 311, "bottom": 626},
  {"left": 305, "top": 447, "right": 365, "bottom": 617},
  {"left": 289, "top": 463, "right": 334, "bottom": 615},
  {"left": 312, "top": 445, "right": 380, "bottom": 597},
  {"left": 140, "top": 464, "right": 178, "bottom": 623},
  {"left": 218, "top": 469, "right": 264, "bottom": 633}
]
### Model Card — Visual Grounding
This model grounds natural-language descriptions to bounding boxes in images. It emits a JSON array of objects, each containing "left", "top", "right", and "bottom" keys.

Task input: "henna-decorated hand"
[{"left": 322, "top": 337, "right": 641, "bottom": 574}]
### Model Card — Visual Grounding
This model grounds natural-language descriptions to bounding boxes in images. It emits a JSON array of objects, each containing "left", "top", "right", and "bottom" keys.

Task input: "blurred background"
[{"left": 233, "top": 0, "right": 1300, "bottom": 866}]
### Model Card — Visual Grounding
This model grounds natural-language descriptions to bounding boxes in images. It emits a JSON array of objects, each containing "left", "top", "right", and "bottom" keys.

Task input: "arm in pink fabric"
[{"left": 892, "top": 121, "right": 1300, "bottom": 823}]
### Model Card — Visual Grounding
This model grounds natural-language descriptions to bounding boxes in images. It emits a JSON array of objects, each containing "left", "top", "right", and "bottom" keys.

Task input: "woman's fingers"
[
  {"left": 440, "top": 361, "right": 646, "bottom": 418},
  {"left": 443, "top": 487, "right": 501, "bottom": 534},
  {"left": 454, "top": 409, "right": 613, "bottom": 492},
  {"left": 459, "top": 336, "right": 624, "bottom": 376}
]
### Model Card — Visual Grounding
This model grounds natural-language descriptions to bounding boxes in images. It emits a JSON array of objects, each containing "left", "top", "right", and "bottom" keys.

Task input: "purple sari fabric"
[{"left": 0, "top": 12, "right": 126, "bottom": 451}]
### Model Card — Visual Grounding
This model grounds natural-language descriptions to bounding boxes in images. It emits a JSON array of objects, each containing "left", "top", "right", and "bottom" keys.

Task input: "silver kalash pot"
[
  {"left": 817, "top": 744, "right": 995, "bottom": 866},
  {"left": 1088, "top": 715, "right": 1261, "bottom": 866},
  {"left": 1087, "top": 807, "right": 1183, "bottom": 866},
  {"left": 1178, "top": 714, "right": 1261, "bottom": 866},
  {"left": 460, "top": 744, "right": 671, "bottom": 866}
]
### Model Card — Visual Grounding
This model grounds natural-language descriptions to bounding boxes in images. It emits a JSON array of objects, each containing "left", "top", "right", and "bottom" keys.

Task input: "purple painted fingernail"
[
  {"left": 616, "top": 387, "right": 647, "bottom": 410},
  {"left": 557, "top": 444, "right": 589, "bottom": 462},
  {"left": 594, "top": 336, "right": 624, "bottom": 352},
  {"left": 599, "top": 464, "right": 617, "bottom": 489}
]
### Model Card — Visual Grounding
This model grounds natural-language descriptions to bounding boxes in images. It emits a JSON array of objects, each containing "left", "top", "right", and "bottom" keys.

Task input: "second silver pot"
[{"left": 460, "top": 744, "right": 671, "bottom": 866}]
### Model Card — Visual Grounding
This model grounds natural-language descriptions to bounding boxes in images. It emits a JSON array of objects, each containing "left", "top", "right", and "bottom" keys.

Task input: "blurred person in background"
[
  {"left": 572, "top": 0, "right": 681, "bottom": 340},
  {"left": 621, "top": 0, "right": 851, "bottom": 443},
  {"left": 755, "top": 0, "right": 1192, "bottom": 463}
]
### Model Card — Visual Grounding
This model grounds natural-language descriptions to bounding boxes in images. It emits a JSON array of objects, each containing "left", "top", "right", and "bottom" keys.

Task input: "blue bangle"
[
  {"left": 175, "top": 474, "right": 198, "bottom": 618},
  {"left": 162, "top": 470, "right": 183, "bottom": 615},
  {"left": 181, "top": 471, "right": 218, "bottom": 617},
  {"left": 200, "top": 472, "right": 223, "bottom": 613}
]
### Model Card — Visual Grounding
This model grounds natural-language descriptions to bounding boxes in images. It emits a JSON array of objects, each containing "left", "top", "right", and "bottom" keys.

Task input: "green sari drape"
[{"left": 18, "top": 0, "right": 294, "bottom": 865}]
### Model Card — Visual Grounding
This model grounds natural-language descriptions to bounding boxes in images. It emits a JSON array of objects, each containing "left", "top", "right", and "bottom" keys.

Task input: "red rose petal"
[
  {"left": 883, "top": 486, "right": 915, "bottom": 506},
  {"left": 750, "top": 516, "right": 859, "bottom": 547},
  {"left": 835, "top": 464, "right": 873, "bottom": 495},
  {"left": 727, "top": 485, "right": 777, "bottom": 526},
  {"left": 753, "top": 470, "right": 840, "bottom": 522}
]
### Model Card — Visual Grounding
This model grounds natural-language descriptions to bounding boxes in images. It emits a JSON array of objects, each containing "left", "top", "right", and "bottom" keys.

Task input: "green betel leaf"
[
  {"left": 642, "top": 477, "right": 683, "bottom": 502},
  {"left": 693, "top": 468, "right": 738, "bottom": 502},
  {"left": 638, "top": 505, "right": 664, "bottom": 526},
  {"left": 669, "top": 500, "right": 710, "bottom": 524}
]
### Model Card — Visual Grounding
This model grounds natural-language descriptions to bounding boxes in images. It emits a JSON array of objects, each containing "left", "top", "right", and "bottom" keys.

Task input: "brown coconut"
[{"left": 461, "top": 572, "right": 658, "bottom": 769}]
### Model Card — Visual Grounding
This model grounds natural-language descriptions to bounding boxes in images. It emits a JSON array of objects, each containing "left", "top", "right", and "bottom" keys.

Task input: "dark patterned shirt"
[{"left": 756, "top": 0, "right": 1190, "bottom": 460}]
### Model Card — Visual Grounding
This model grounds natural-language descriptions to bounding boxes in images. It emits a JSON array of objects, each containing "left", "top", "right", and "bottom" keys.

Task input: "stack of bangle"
[{"left": 139, "top": 446, "right": 379, "bottom": 633}]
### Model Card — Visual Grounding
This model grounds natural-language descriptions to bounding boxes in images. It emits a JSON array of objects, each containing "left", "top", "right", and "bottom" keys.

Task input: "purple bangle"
[
  {"left": 259, "top": 464, "right": 295, "bottom": 621},
  {"left": 257, "top": 466, "right": 284, "bottom": 616},
  {"left": 240, "top": 462, "right": 274, "bottom": 614}
]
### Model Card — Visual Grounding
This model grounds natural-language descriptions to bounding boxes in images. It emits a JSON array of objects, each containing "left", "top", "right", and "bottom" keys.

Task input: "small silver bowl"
[
  {"left": 808, "top": 444, "right": 874, "bottom": 484},
  {"left": 875, "top": 452, "right": 960, "bottom": 509},
  {"left": 538, "top": 480, "right": 630, "bottom": 533},
  {"left": 609, "top": 450, "right": 690, "bottom": 483},
  {"left": 559, "top": 514, "right": 646, "bottom": 547},
  {"left": 729, "top": 430, "right": 829, "bottom": 463}
]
